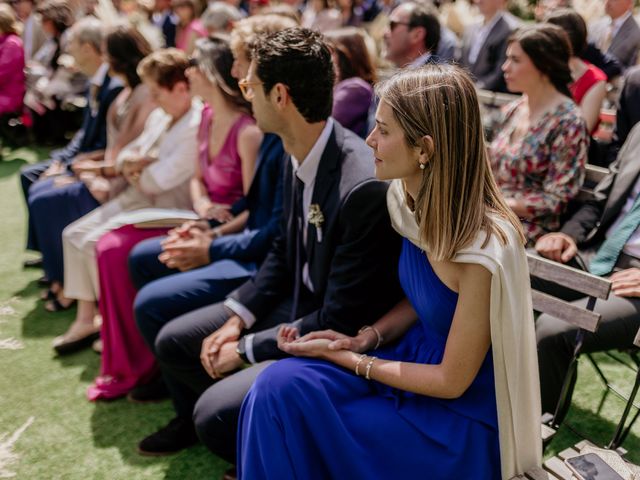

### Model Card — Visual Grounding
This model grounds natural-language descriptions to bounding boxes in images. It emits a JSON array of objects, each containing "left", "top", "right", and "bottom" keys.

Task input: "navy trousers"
[
  {"left": 21, "top": 160, "right": 54, "bottom": 251},
  {"left": 129, "top": 237, "right": 256, "bottom": 357},
  {"left": 28, "top": 179, "right": 99, "bottom": 283}
]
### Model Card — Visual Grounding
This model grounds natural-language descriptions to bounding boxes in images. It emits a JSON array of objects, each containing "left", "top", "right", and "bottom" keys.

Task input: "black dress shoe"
[
  {"left": 23, "top": 258, "right": 43, "bottom": 269},
  {"left": 137, "top": 417, "right": 199, "bottom": 456},
  {"left": 127, "top": 375, "right": 169, "bottom": 403}
]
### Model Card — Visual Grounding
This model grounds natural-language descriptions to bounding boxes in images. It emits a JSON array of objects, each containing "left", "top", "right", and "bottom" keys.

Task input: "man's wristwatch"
[{"left": 236, "top": 337, "right": 249, "bottom": 363}]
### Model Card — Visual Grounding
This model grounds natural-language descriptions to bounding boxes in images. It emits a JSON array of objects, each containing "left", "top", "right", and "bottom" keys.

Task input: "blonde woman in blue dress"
[{"left": 237, "top": 64, "right": 542, "bottom": 480}]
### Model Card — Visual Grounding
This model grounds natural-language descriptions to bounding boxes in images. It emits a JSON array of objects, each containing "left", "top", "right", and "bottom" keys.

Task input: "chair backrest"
[
  {"left": 576, "top": 164, "right": 611, "bottom": 203},
  {"left": 527, "top": 253, "right": 612, "bottom": 332}
]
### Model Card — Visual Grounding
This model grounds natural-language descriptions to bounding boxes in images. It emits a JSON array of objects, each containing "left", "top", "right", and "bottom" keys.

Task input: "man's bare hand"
[
  {"left": 43, "top": 160, "right": 66, "bottom": 177},
  {"left": 610, "top": 268, "right": 640, "bottom": 297},
  {"left": 210, "top": 341, "right": 243, "bottom": 378},
  {"left": 535, "top": 232, "right": 578, "bottom": 263},
  {"left": 158, "top": 228, "right": 212, "bottom": 271},
  {"left": 200, "top": 316, "right": 244, "bottom": 376}
]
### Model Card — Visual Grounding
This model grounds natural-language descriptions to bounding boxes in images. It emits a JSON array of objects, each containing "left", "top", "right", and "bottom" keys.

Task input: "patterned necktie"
[{"left": 590, "top": 194, "right": 640, "bottom": 275}]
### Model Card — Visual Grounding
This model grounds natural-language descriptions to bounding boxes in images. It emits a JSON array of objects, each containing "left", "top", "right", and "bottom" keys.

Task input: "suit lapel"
[
  {"left": 306, "top": 124, "right": 341, "bottom": 264},
  {"left": 82, "top": 74, "right": 112, "bottom": 148},
  {"left": 473, "top": 16, "right": 506, "bottom": 73}
]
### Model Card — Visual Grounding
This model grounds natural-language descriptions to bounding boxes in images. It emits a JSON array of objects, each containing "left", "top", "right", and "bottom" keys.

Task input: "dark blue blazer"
[
  {"left": 162, "top": 13, "right": 177, "bottom": 48},
  {"left": 208, "top": 133, "right": 286, "bottom": 265},
  {"left": 53, "top": 74, "right": 123, "bottom": 164}
]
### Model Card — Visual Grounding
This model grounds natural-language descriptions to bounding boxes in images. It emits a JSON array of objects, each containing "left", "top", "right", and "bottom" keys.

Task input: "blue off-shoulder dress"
[{"left": 238, "top": 238, "right": 501, "bottom": 479}]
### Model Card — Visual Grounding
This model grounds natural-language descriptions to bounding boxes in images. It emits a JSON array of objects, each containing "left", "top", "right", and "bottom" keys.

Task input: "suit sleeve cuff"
[
  {"left": 244, "top": 333, "right": 257, "bottom": 364},
  {"left": 223, "top": 298, "right": 257, "bottom": 329}
]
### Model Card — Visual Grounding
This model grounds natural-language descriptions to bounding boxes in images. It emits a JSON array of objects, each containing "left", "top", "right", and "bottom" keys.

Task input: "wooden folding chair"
[{"left": 527, "top": 253, "right": 612, "bottom": 443}]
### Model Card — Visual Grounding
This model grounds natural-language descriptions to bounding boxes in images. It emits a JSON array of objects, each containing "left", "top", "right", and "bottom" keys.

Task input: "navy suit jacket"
[
  {"left": 229, "top": 122, "right": 404, "bottom": 361},
  {"left": 53, "top": 73, "right": 123, "bottom": 164},
  {"left": 208, "top": 133, "right": 286, "bottom": 264}
]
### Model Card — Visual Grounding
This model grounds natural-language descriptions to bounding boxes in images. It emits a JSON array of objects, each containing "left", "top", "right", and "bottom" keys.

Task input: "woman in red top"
[{"left": 547, "top": 9, "right": 607, "bottom": 134}]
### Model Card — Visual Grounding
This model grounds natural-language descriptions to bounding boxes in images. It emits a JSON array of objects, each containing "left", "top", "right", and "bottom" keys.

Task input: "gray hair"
[
  {"left": 201, "top": 3, "right": 243, "bottom": 33},
  {"left": 70, "top": 16, "right": 104, "bottom": 52}
]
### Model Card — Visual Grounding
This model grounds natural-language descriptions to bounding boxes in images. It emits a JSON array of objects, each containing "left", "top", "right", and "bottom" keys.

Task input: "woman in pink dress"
[
  {"left": 0, "top": 4, "right": 26, "bottom": 116},
  {"left": 173, "top": 0, "right": 207, "bottom": 54},
  {"left": 88, "top": 35, "right": 262, "bottom": 400}
]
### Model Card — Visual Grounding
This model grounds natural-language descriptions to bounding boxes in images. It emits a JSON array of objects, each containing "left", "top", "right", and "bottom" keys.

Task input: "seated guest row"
[{"left": 15, "top": 10, "right": 640, "bottom": 480}]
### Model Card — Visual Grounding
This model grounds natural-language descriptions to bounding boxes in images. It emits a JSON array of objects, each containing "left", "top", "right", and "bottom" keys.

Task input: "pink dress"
[
  {"left": 198, "top": 104, "right": 255, "bottom": 205},
  {"left": 0, "top": 34, "right": 26, "bottom": 115},
  {"left": 87, "top": 107, "right": 255, "bottom": 401},
  {"left": 175, "top": 19, "right": 207, "bottom": 51}
]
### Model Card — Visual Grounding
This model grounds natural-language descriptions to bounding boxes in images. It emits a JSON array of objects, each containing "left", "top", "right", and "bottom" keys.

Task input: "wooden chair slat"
[
  {"left": 557, "top": 447, "right": 580, "bottom": 461},
  {"left": 585, "top": 164, "right": 609, "bottom": 184},
  {"left": 531, "top": 291, "right": 601, "bottom": 332},
  {"left": 544, "top": 457, "right": 575, "bottom": 479},
  {"left": 527, "top": 254, "right": 612, "bottom": 300},
  {"left": 541, "top": 423, "right": 556, "bottom": 442},
  {"left": 524, "top": 466, "right": 552, "bottom": 480},
  {"left": 577, "top": 188, "right": 596, "bottom": 203},
  {"left": 476, "top": 88, "right": 520, "bottom": 107}
]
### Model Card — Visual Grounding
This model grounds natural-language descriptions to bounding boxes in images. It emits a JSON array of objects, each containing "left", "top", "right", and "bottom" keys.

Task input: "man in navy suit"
[
  {"left": 20, "top": 17, "right": 122, "bottom": 257},
  {"left": 152, "top": 0, "right": 177, "bottom": 47},
  {"left": 134, "top": 28, "right": 403, "bottom": 460}
]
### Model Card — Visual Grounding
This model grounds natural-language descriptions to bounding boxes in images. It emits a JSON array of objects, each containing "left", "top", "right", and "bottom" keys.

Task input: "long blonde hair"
[{"left": 376, "top": 64, "right": 525, "bottom": 260}]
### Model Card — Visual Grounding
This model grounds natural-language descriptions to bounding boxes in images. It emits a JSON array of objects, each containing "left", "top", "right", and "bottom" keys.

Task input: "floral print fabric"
[{"left": 490, "top": 98, "right": 588, "bottom": 243}]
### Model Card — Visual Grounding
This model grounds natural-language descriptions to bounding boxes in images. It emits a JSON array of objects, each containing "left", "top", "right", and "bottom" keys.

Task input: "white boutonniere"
[{"left": 308, "top": 204, "right": 325, "bottom": 243}]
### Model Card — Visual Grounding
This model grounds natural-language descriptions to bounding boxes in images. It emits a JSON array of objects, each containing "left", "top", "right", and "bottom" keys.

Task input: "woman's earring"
[{"left": 419, "top": 163, "right": 426, "bottom": 170}]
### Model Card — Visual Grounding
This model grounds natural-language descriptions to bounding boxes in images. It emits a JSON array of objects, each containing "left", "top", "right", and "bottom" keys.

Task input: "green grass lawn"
[{"left": 0, "top": 144, "right": 638, "bottom": 479}]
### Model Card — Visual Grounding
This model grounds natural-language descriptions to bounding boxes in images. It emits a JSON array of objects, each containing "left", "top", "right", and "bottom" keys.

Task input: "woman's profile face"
[
  {"left": 502, "top": 41, "right": 540, "bottom": 94},
  {"left": 185, "top": 62, "right": 213, "bottom": 99},
  {"left": 366, "top": 100, "right": 421, "bottom": 183}
]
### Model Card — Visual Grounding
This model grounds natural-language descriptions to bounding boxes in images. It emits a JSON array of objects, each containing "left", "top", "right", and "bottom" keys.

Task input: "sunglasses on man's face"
[{"left": 389, "top": 20, "right": 412, "bottom": 31}]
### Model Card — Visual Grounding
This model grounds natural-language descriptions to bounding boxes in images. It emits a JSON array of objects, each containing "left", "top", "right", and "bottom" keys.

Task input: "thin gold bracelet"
[
  {"left": 365, "top": 357, "right": 376, "bottom": 380},
  {"left": 354, "top": 354, "right": 366, "bottom": 376},
  {"left": 359, "top": 325, "right": 383, "bottom": 349}
]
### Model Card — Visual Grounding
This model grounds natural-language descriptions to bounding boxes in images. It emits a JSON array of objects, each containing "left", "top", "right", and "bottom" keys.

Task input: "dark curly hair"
[
  {"left": 252, "top": 27, "right": 334, "bottom": 123},
  {"left": 508, "top": 24, "right": 573, "bottom": 98},
  {"left": 106, "top": 25, "right": 152, "bottom": 88}
]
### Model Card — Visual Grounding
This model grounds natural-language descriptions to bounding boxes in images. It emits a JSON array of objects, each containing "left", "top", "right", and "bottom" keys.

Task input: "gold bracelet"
[
  {"left": 365, "top": 356, "right": 376, "bottom": 380},
  {"left": 358, "top": 325, "right": 383, "bottom": 350},
  {"left": 354, "top": 354, "right": 366, "bottom": 376}
]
